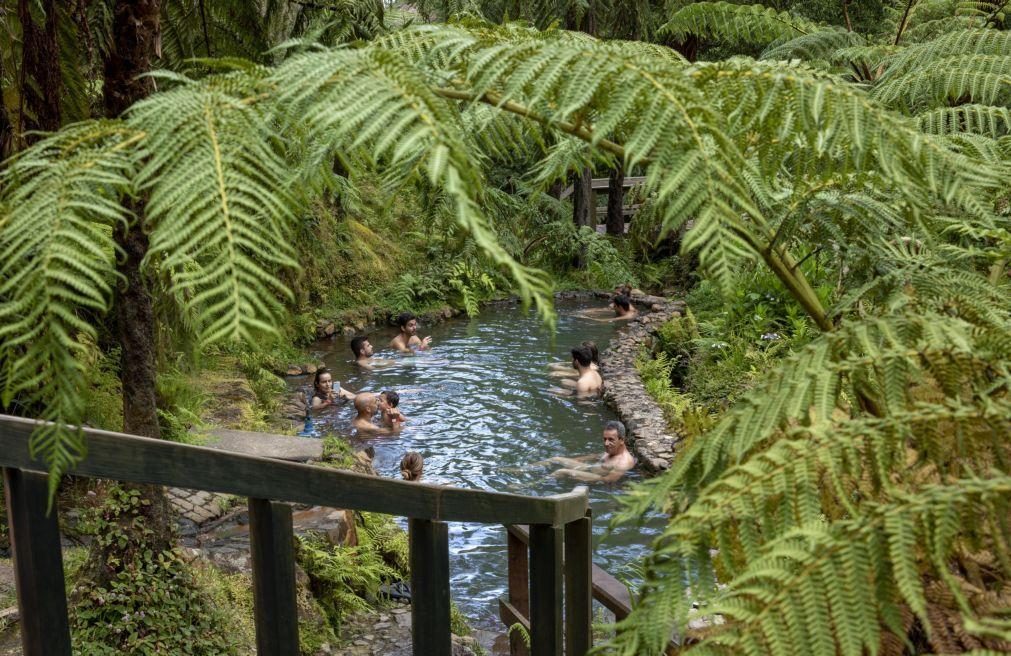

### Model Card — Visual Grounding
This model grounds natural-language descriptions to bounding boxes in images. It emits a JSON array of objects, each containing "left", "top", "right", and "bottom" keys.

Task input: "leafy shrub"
[
  {"left": 358, "top": 512, "right": 410, "bottom": 575},
  {"left": 295, "top": 532, "right": 399, "bottom": 635},
  {"left": 70, "top": 486, "right": 243, "bottom": 655}
]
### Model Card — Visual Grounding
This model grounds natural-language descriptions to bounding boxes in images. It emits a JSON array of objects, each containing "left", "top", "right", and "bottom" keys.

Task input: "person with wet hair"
[
  {"left": 549, "top": 420, "right": 635, "bottom": 483},
  {"left": 400, "top": 452, "right": 424, "bottom": 482},
  {"left": 350, "top": 335, "right": 373, "bottom": 366},
  {"left": 549, "top": 340, "right": 599, "bottom": 379},
  {"left": 390, "top": 312, "right": 432, "bottom": 353},
  {"left": 611, "top": 294, "right": 637, "bottom": 320},
  {"left": 378, "top": 390, "right": 407, "bottom": 428},
  {"left": 571, "top": 344, "right": 603, "bottom": 395},
  {"left": 310, "top": 367, "right": 356, "bottom": 410}
]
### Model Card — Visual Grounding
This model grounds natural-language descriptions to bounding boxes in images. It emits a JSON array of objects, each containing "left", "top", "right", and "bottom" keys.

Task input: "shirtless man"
[
  {"left": 568, "top": 344, "right": 603, "bottom": 395},
  {"left": 550, "top": 421, "right": 636, "bottom": 483},
  {"left": 351, "top": 392, "right": 381, "bottom": 431},
  {"left": 611, "top": 294, "right": 638, "bottom": 320},
  {"left": 310, "top": 368, "right": 356, "bottom": 410},
  {"left": 389, "top": 312, "right": 432, "bottom": 353},
  {"left": 351, "top": 335, "right": 374, "bottom": 368},
  {"left": 549, "top": 341, "right": 598, "bottom": 379}
]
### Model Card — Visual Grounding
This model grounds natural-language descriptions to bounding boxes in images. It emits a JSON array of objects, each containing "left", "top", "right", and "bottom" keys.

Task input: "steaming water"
[{"left": 290, "top": 299, "right": 666, "bottom": 628}]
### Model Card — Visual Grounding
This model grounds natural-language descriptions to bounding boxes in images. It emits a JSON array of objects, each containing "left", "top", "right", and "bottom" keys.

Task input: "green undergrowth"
[
  {"left": 639, "top": 269, "right": 827, "bottom": 432},
  {"left": 318, "top": 435, "right": 359, "bottom": 471},
  {"left": 296, "top": 512, "right": 409, "bottom": 638},
  {"left": 69, "top": 486, "right": 251, "bottom": 655}
]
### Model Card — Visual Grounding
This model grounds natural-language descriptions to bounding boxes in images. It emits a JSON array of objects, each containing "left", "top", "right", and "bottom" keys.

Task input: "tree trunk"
[
  {"left": 675, "top": 34, "right": 699, "bottom": 62},
  {"left": 103, "top": 0, "right": 161, "bottom": 440},
  {"left": 571, "top": 167, "right": 594, "bottom": 269},
  {"left": 17, "top": 0, "right": 61, "bottom": 144},
  {"left": 99, "top": 0, "right": 172, "bottom": 553},
  {"left": 571, "top": 168, "right": 594, "bottom": 230},
  {"left": 606, "top": 165, "right": 625, "bottom": 236},
  {"left": 0, "top": 60, "right": 14, "bottom": 159}
]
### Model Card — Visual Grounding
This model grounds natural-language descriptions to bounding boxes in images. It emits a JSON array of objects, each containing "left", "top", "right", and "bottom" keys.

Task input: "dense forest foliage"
[{"left": 1, "top": 0, "right": 1010, "bottom": 654}]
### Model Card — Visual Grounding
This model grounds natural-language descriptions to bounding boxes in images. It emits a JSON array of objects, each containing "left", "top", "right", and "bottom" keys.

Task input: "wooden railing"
[
  {"left": 0, "top": 415, "right": 592, "bottom": 656},
  {"left": 501, "top": 524, "right": 635, "bottom": 656}
]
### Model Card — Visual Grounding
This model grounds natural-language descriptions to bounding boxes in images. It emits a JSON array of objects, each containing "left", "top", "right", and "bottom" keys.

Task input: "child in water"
[{"left": 378, "top": 390, "right": 407, "bottom": 428}]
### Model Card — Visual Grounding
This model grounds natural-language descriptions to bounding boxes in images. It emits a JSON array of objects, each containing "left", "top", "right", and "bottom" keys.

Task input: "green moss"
[
  {"left": 190, "top": 564, "right": 257, "bottom": 653},
  {"left": 296, "top": 585, "right": 337, "bottom": 655},
  {"left": 319, "top": 435, "right": 358, "bottom": 470},
  {"left": 0, "top": 558, "right": 14, "bottom": 610}
]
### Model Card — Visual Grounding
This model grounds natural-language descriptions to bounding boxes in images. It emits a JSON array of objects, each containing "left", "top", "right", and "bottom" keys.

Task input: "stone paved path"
[
  {"left": 334, "top": 607, "right": 480, "bottom": 656},
  {"left": 167, "top": 487, "right": 229, "bottom": 526},
  {"left": 168, "top": 429, "right": 326, "bottom": 526}
]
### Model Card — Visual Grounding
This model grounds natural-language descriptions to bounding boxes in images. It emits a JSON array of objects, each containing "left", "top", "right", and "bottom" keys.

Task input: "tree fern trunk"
[
  {"left": 0, "top": 64, "right": 13, "bottom": 159},
  {"left": 572, "top": 167, "right": 594, "bottom": 268},
  {"left": 17, "top": 0, "right": 61, "bottom": 144},
  {"left": 97, "top": 0, "right": 174, "bottom": 556},
  {"left": 606, "top": 164, "right": 625, "bottom": 236}
]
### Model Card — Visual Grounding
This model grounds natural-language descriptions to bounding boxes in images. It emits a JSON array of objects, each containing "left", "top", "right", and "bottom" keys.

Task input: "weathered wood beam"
[
  {"left": 529, "top": 524, "right": 563, "bottom": 656},
  {"left": 0, "top": 416, "right": 588, "bottom": 526},
  {"left": 409, "top": 518, "right": 452, "bottom": 656},
  {"left": 249, "top": 498, "right": 299, "bottom": 655},
  {"left": 3, "top": 468, "right": 71, "bottom": 656},
  {"left": 564, "top": 513, "right": 593, "bottom": 655}
]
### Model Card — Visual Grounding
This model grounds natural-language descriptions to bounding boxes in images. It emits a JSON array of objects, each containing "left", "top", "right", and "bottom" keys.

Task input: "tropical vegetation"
[{"left": 1, "top": 0, "right": 1009, "bottom": 654}]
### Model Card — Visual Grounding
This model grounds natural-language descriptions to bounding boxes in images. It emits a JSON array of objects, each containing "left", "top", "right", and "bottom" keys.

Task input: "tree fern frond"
[
  {"left": 916, "top": 104, "right": 1011, "bottom": 136},
  {"left": 0, "top": 120, "right": 136, "bottom": 482},
  {"left": 872, "top": 56, "right": 1011, "bottom": 111},
  {"left": 693, "top": 59, "right": 1004, "bottom": 224},
  {"left": 760, "top": 29, "right": 866, "bottom": 63},
  {"left": 956, "top": 0, "right": 1011, "bottom": 26},
  {"left": 128, "top": 70, "right": 298, "bottom": 344},
  {"left": 661, "top": 2, "right": 820, "bottom": 47},
  {"left": 878, "top": 28, "right": 1011, "bottom": 82},
  {"left": 268, "top": 44, "right": 557, "bottom": 322}
]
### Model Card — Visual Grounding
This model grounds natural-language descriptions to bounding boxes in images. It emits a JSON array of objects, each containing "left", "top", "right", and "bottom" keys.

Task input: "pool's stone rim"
[{"left": 599, "top": 293, "right": 686, "bottom": 474}]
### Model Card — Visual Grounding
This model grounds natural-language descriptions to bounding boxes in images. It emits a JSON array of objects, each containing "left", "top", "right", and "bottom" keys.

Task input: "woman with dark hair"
[{"left": 310, "top": 367, "right": 356, "bottom": 410}]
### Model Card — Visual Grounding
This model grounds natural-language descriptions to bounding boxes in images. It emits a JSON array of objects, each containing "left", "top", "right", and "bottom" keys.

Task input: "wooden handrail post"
[
  {"left": 248, "top": 498, "right": 299, "bottom": 655},
  {"left": 506, "top": 525, "right": 531, "bottom": 656},
  {"left": 564, "top": 511, "right": 593, "bottom": 656},
  {"left": 3, "top": 468, "right": 72, "bottom": 656},
  {"left": 409, "top": 518, "right": 452, "bottom": 656},
  {"left": 529, "top": 523, "right": 563, "bottom": 656}
]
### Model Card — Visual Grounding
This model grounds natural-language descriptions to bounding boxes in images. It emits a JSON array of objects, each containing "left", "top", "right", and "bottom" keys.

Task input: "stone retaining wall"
[{"left": 600, "top": 295, "right": 686, "bottom": 474}]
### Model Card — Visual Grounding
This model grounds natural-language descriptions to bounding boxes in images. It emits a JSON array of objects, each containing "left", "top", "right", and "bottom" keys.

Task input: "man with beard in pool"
[
  {"left": 549, "top": 421, "right": 635, "bottom": 483},
  {"left": 389, "top": 312, "right": 433, "bottom": 353}
]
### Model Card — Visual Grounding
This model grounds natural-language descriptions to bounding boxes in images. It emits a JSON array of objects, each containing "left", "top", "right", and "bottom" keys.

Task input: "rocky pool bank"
[{"left": 598, "top": 292, "right": 687, "bottom": 473}]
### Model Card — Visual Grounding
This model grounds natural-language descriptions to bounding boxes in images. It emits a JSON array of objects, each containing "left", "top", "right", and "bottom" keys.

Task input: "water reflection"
[{"left": 290, "top": 300, "right": 667, "bottom": 627}]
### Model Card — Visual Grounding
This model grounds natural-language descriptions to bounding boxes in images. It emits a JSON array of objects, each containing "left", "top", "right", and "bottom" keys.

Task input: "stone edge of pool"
[{"left": 599, "top": 292, "right": 687, "bottom": 474}]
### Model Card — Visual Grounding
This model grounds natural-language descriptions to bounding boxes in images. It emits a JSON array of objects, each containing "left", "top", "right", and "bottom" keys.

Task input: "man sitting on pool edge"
[
  {"left": 550, "top": 421, "right": 636, "bottom": 483},
  {"left": 390, "top": 312, "right": 433, "bottom": 353}
]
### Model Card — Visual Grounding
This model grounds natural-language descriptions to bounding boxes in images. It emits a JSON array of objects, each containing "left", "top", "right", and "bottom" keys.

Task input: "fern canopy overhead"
[{"left": 1, "top": 7, "right": 1010, "bottom": 655}]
